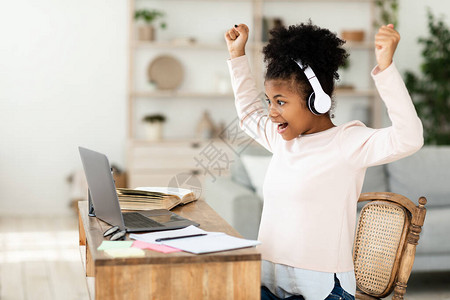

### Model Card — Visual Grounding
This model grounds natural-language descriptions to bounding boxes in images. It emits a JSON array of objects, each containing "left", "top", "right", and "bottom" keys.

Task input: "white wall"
[
  {"left": 0, "top": 0, "right": 448, "bottom": 215},
  {"left": 0, "top": 0, "right": 127, "bottom": 215}
]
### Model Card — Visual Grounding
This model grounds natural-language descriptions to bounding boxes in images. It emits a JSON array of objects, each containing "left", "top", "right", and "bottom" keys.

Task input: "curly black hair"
[{"left": 263, "top": 20, "right": 348, "bottom": 104}]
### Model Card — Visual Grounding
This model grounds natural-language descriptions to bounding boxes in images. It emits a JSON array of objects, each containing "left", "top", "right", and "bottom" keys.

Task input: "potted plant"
[
  {"left": 142, "top": 114, "right": 166, "bottom": 141},
  {"left": 134, "top": 9, "right": 167, "bottom": 41},
  {"left": 404, "top": 9, "right": 450, "bottom": 145}
]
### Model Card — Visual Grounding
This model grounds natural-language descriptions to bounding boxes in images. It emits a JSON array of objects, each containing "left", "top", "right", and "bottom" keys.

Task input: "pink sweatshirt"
[{"left": 227, "top": 55, "right": 423, "bottom": 273}]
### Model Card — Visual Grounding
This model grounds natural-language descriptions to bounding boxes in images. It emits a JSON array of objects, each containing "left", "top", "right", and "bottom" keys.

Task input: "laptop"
[{"left": 78, "top": 146, "right": 199, "bottom": 232}]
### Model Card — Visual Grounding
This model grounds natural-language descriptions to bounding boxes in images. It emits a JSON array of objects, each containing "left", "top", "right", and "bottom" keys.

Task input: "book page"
[{"left": 136, "top": 186, "right": 193, "bottom": 199}]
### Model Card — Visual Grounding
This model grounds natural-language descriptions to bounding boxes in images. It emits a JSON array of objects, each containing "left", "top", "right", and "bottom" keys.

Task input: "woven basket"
[{"left": 353, "top": 201, "right": 410, "bottom": 298}]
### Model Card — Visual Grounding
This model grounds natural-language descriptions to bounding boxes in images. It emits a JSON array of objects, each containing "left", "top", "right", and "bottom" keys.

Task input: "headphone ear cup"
[
  {"left": 308, "top": 92, "right": 331, "bottom": 115},
  {"left": 307, "top": 92, "right": 320, "bottom": 115}
]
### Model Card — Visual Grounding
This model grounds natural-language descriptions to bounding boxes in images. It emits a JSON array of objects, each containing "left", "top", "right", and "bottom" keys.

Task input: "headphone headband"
[{"left": 293, "top": 59, "right": 331, "bottom": 115}]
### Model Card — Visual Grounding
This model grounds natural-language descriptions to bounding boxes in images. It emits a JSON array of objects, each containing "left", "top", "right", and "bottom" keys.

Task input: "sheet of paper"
[
  {"left": 161, "top": 234, "right": 261, "bottom": 254},
  {"left": 129, "top": 225, "right": 206, "bottom": 243},
  {"left": 130, "top": 225, "right": 260, "bottom": 254},
  {"left": 97, "top": 241, "right": 133, "bottom": 251},
  {"left": 104, "top": 247, "right": 145, "bottom": 258},
  {"left": 132, "top": 240, "right": 181, "bottom": 253}
]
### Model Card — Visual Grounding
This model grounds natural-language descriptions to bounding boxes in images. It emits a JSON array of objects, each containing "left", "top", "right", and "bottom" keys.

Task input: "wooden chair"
[{"left": 353, "top": 192, "right": 427, "bottom": 300}]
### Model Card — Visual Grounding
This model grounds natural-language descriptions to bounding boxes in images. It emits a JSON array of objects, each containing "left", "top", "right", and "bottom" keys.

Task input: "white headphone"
[{"left": 293, "top": 59, "right": 331, "bottom": 115}]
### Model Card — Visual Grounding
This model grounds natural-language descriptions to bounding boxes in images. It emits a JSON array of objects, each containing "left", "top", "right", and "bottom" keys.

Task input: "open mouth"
[{"left": 277, "top": 122, "right": 288, "bottom": 134}]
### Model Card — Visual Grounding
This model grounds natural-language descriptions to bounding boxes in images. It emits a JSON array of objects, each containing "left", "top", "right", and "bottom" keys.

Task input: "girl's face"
[{"left": 264, "top": 79, "right": 320, "bottom": 140}]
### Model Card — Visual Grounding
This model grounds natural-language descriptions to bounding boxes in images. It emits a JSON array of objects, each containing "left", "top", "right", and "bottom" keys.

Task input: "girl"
[{"left": 224, "top": 21, "right": 423, "bottom": 300}]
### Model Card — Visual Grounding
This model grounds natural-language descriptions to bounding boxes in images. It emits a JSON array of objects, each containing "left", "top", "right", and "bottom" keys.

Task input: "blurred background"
[{"left": 0, "top": 0, "right": 449, "bottom": 299}]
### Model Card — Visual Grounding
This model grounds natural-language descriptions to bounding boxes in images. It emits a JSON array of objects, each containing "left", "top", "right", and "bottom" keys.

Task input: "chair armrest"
[{"left": 204, "top": 176, "right": 262, "bottom": 239}]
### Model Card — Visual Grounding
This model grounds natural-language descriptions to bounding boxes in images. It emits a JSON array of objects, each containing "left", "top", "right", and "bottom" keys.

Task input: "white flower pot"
[{"left": 143, "top": 122, "right": 163, "bottom": 141}]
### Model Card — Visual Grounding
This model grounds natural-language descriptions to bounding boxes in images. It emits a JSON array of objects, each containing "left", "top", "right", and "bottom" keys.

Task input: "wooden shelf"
[
  {"left": 256, "top": 41, "right": 373, "bottom": 50},
  {"left": 135, "top": 0, "right": 252, "bottom": 2},
  {"left": 131, "top": 91, "right": 234, "bottom": 99},
  {"left": 263, "top": 0, "right": 374, "bottom": 2},
  {"left": 335, "top": 88, "right": 377, "bottom": 97},
  {"left": 133, "top": 40, "right": 262, "bottom": 51},
  {"left": 133, "top": 41, "right": 227, "bottom": 50},
  {"left": 131, "top": 90, "right": 375, "bottom": 99},
  {"left": 343, "top": 41, "right": 374, "bottom": 50},
  {"left": 128, "top": 137, "right": 224, "bottom": 145},
  {"left": 136, "top": 0, "right": 373, "bottom": 2}
]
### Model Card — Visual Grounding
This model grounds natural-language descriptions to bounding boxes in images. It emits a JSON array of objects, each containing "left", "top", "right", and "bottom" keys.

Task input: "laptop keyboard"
[{"left": 123, "top": 212, "right": 163, "bottom": 229}]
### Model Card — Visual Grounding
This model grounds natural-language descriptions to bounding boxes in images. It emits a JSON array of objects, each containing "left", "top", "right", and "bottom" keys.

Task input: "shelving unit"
[
  {"left": 126, "top": 0, "right": 382, "bottom": 188},
  {"left": 127, "top": 0, "right": 382, "bottom": 137}
]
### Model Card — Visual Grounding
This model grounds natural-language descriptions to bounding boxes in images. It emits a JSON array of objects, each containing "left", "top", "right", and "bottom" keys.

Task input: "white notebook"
[{"left": 130, "top": 225, "right": 260, "bottom": 254}]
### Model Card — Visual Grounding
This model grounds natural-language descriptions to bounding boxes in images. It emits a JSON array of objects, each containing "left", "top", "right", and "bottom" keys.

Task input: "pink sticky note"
[{"left": 132, "top": 240, "right": 181, "bottom": 253}]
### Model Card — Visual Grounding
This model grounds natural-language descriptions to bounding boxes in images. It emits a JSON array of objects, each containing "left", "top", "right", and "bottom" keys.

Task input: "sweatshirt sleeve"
[
  {"left": 227, "top": 55, "right": 280, "bottom": 152},
  {"left": 339, "top": 62, "right": 424, "bottom": 168}
]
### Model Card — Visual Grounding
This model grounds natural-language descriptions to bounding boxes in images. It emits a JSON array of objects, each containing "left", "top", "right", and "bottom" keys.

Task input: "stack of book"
[{"left": 116, "top": 187, "right": 197, "bottom": 211}]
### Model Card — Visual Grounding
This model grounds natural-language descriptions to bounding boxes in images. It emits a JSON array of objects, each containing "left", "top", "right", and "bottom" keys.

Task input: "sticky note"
[
  {"left": 97, "top": 241, "right": 133, "bottom": 251},
  {"left": 132, "top": 240, "right": 181, "bottom": 253},
  {"left": 104, "top": 248, "right": 145, "bottom": 258}
]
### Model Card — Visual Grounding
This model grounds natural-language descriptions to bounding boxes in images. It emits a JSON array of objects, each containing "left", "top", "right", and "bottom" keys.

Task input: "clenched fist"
[
  {"left": 375, "top": 24, "right": 400, "bottom": 71},
  {"left": 224, "top": 24, "right": 249, "bottom": 59}
]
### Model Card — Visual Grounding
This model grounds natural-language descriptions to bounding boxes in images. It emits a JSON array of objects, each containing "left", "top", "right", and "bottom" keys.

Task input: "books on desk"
[
  {"left": 116, "top": 186, "right": 197, "bottom": 211},
  {"left": 130, "top": 225, "right": 261, "bottom": 254}
]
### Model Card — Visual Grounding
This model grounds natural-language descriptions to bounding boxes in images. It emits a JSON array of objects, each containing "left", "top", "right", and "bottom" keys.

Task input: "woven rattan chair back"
[
  {"left": 354, "top": 201, "right": 409, "bottom": 297},
  {"left": 354, "top": 192, "right": 427, "bottom": 300}
]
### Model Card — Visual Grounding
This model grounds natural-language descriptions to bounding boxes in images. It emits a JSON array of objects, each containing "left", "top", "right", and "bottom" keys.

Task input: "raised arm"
[
  {"left": 225, "top": 24, "right": 279, "bottom": 152},
  {"left": 225, "top": 24, "right": 248, "bottom": 59},
  {"left": 340, "top": 25, "right": 424, "bottom": 168},
  {"left": 375, "top": 24, "right": 400, "bottom": 72}
]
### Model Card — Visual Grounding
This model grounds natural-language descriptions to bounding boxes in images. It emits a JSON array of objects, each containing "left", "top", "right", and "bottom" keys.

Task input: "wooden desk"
[{"left": 78, "top": 200, "right": 261, "bottom": 300}]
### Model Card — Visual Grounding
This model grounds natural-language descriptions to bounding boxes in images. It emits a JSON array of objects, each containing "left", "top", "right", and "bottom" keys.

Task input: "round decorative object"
[{"left": 147, "top": 55, "right": 184, "bottom": 90}]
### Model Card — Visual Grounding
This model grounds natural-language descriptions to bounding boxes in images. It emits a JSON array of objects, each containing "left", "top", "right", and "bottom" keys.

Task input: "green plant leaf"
[{"left": 134, "top": 9, "right": 166, "bottom": 25}]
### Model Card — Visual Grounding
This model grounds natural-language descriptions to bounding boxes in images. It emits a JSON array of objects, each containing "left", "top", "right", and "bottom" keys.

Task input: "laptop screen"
[{"left": 78, "top": 147, "right": 126, "bottom": 230}]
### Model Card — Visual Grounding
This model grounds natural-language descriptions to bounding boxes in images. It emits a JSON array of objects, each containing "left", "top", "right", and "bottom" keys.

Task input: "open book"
[{"left": 116, "top": 187, "right": 197, "bottom": 211}]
